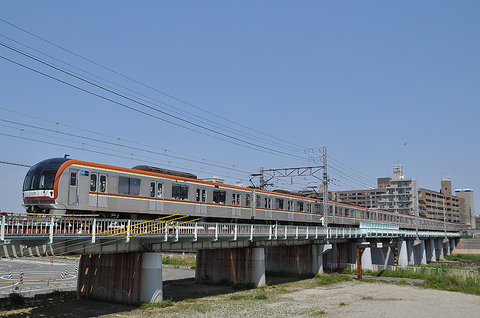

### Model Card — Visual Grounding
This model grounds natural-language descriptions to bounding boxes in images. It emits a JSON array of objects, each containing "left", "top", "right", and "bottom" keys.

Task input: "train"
[{"left": 22, "top": 158, "right": 465, "bottom": 232}]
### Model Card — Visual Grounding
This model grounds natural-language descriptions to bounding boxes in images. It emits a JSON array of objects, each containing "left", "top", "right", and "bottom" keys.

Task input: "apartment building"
[
  {"left": 455, "top": 188, "right": 475, "bottom": 228},
  {"left": 377, "top": 164, "right": 418, "bottom": 215},
  {"left": 336, "top": 177, "right": 390, "bottom": 209},
  {"left": 418, "top": 179, "right": 463, "bottom": 224}
]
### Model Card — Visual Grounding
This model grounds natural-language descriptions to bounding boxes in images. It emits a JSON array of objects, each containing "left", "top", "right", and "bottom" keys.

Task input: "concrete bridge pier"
[
  {"left": 77, "top": 252, "right": 163, "bottom": 304},
  {"left": 264, "top": 244, "right": 332, "bottom": 275},
  {"left": 195, "top": 247, "right": 265, "bottom": 287},
  {"left": 407, "top": 240, "right": 415, "bottom": 265},
  {"left": 398, "top": 238, "right": 409, "bottom": 267},
  {"left": 412, "top": 239, "right": 427, "bottom": 265},
  {"left": 450, "top": 238, "right": 457, "bottom": 252},
  {"left": 436, "top": 239, "right": 445, "bottom": 260},
  {"left": 427, "top": 239, "right": 437, "bottom": 262},
  {"left": 360, "top": 241, "right": 373, "bottom": 270},
  {"left": 370, "top": 241, "right": 388, "bottom": 268},
  {"left": 444, "top": 239, "right": 451, "bottom": 256}
]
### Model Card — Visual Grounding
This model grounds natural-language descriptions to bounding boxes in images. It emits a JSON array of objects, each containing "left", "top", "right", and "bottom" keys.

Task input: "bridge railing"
[{"left": 0, "top": 215, "right": 461, "bottom": 243}]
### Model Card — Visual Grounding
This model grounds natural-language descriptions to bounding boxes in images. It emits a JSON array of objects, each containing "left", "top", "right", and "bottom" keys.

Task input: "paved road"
[
  {"left": 0, "top": 257, "right": 78, "bottom": 294},
  {"left": 0, "top": 257, "right": 195, "bottom": 297}
]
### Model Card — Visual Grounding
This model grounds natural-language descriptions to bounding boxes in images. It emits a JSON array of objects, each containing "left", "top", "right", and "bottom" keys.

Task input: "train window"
[
  {"left": 70, "top": 172, "right": 77, "bottom": 186},
  {"left": 213, "top": 190, "right": 226, "bottom": 204},
  {"left": 157, "top": 182, "right": 163, "bottom": 198},
  {"left": 130, "top": 178, "right": 141, "bottom": 196},
  {"left": 90, "top": 174, "right": 97, "bottom": 192},
  {"left": 150, "top": 182, "right": 156, "bottom": 198},
  {"left": 232, "top": 193, "right": 240, "bottom": 205},
  {"left": 296, "top": 201, "right": 303, "bottom": 212},
  {"left": 119, "top": 177, "right": 129, "bottom": 195},
  {"left": 246, "top": 194, "right": 251, "bottom": 207},
  {"left": 314, "top": 204, "right": 321, "bottom": 214},
  {"left": 119, "top": 177, "right": 141, "bottom": 196},
  {"left": 172, "top": 184, "right": 188, "bottom": 200},
  {"left": 256, "top": 195, "right": 261, "bottom": 208},
  {"left": 287, "top": 200, "right": 292, "bottom": 211},
  {"left": 99, "top": 175, "right": 106, "bottom": 193},
  {"left": 275, "top": 198, "right": 284, "bottom": 210},
  {"left": 39, "top": 171, "right": 56, "bottom": 190},
  {"left": 196, "top": 188, "right": 206, "bottom": 202}
]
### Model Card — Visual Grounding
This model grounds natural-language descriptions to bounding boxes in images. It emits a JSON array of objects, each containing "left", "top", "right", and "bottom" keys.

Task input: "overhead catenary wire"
[
  {"left": 0, "top": 33, "right": 304, "bottom": 154},
  {"left": 0, "top": 18, "right": 306, "bottom": 153},
  {"left": 0, "top": 41, "right": 306, "bottom": 161},
  {"left": 0, "top": 131, "right": 246, "bottom": 182},
  {"left": 0, "top": 22, "right": 379, "bottom": 190},
  {"left": 0, "top": 119, "right": 253, "bottom": 176},
  {"left": 0, "top": 107, "right": 254, "bottom": 173}
]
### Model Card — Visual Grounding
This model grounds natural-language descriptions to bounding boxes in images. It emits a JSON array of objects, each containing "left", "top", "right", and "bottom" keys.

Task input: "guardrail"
[{"left": 0, "top": 215, "right": 460, "bottom": 244}]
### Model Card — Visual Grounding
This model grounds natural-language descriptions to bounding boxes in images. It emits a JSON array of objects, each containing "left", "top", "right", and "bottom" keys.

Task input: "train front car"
[{"left": 22, "top": 158, "right": 71, "bottom": 214}]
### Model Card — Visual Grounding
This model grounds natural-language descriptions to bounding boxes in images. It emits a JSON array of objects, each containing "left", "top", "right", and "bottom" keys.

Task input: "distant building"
[
  {"left": 418, "top": 179, "right": 463, "bottom": 224},
  {"left": 377, "top": 164, "right": 418, "bottom": 215},
  {"left": 455, "top": 188, "right": 475, "bottom": 229},
  {"left": 336, "top": 178, "right": 391, "bottom": 209}
]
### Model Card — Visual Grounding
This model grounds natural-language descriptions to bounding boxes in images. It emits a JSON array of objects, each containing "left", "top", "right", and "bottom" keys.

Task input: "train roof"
[{"left": 132, "top": 165, "right": 197, "bottom": 179}]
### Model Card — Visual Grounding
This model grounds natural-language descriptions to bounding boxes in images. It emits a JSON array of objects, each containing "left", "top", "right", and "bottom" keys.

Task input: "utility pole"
[
  {"left": 443, "top": 197, "right": 447, "bottom": 238},
  {"left": 253, "top": 147, "right": 329, "bottom": 227},
  {"left": 321, "top": 147, "right": 329, "bottom": 227}
]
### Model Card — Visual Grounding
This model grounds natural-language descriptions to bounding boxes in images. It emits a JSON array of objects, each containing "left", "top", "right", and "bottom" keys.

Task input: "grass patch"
[
  {"left": 139, "top": 300, "right": 173, "bottom": 309},
  {"left": 162, "top": 254, "right": 196, "bottom": 267},
  {"left": 445, "top": 254, "right": 480, "bottom": 265},
  {"left": 421, "top": 274, "right": 480, "bottom": 295},
  {"left": 254, "top": 293, "right": 267, "bottom": 300},
  {"left": 363, "top": 269, "right": 427, "bottom": 279},
  {"left": 315, "top": 273, "right": 352, "bottom": 286}
]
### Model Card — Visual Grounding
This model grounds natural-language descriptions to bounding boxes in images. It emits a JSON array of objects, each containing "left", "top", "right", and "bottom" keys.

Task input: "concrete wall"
[
  {"left": 195, "top": 247, "right": 265, "bottom": 287},
  {"left": 77, "top": 252, "right": 162, "bottom": 304}
]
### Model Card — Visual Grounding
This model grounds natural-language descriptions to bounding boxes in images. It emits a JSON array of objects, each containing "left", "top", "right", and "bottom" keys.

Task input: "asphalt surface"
[
  {"left": 0, "top": 257, "right": 195, "bottom": 298},
  {"left": 0, "top": 257, "right": 78, "bottom": 295}
]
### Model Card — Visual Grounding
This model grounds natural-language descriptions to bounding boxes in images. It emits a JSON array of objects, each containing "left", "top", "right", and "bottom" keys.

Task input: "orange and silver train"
[{"left": 22, "top": 158, "right": 464, "bottom": 231}]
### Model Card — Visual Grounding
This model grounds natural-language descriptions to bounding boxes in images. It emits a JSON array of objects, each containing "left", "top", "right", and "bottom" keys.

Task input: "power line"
[
  {"left": 0, "top": 42, "right": 305, "bottom": 160},
  {"left": 0, "top": 21, "right": 380, "bottom": 190},
  {"left": 0, "top": 18, "right": 306, "bottom": 153},
  {"left": 0, "top": 107, "right": 253, "bottom": 173},
  {"left": 0, "top": 33, "right": 304, "bottom": 154},
  {"left": 0, "top": 119, "right": 253, "bottom": 175},
  {"left": 0, "top": 161, "right": 31, "bottom": 168},
  {"left": 0, "top": 131, "right": 247, "bottom": 182}
]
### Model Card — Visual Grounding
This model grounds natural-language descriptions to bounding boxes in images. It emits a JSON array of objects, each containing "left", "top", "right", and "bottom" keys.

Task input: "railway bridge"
[{"left": 0, "top": 214, "right": 461, "bottom": 304}]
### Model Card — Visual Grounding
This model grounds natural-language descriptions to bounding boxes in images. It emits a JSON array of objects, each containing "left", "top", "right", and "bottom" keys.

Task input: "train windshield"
[{"left": 23, "top": 158, "right": 70, "bottom": 191}]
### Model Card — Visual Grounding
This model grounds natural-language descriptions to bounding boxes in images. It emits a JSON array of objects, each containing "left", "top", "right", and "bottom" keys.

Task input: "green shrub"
[{"left": 7, "top": 292, "right": 25, "bottom": 308}]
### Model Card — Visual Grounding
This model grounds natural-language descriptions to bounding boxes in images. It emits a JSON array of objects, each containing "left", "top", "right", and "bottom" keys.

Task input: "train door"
[
  {"left": 195, "top": 188, "right": 206, "bottom": 214},
  {"left": 150, "top": 181, "right": 164, "bottom": 211},
  {"left": 232, "top": 193, "right": 240, "bottom": 216},
  {"left": 89, "top": 173, "right": 107, "bottom": 208},
  {"left": 68, "top": 169, "right": 79, "bottom": 206}
]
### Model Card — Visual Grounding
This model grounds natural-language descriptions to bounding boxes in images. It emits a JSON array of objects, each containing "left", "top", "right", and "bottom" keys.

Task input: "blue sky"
[{"left": 0, "top": 1, "right": 479, "bottom": 214}]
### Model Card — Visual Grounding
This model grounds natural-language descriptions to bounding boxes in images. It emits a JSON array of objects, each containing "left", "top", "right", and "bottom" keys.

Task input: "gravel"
[{"left": 143, "top": 281, "right": 480, "bottom": 318}]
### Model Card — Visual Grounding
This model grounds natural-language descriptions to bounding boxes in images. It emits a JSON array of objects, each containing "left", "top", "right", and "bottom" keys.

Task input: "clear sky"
[{"left": 0, "top": 1, "right": 479, "bottom": 215}]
